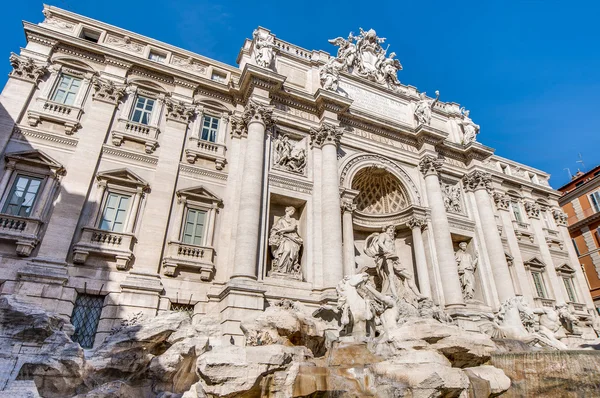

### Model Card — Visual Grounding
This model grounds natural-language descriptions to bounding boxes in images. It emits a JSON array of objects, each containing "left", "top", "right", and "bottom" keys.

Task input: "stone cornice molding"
[
  {"left": 309, "top": 123, "right": 344, "bottom": 149},
  {"left": 418, "top": 155, "right": 443, "bottom": 177},
  {"left": 313, "top": 88, "right": 353, "bottom": 117},
  {"left": 462, "top": 170, "right": 493, "bottom": 193},
  {"left": 25, "top": 31, "right": 59, "bottom": 48},
  {"left": 242, "top": 99, "right": 276, "bottom": 130},
  {"left": 493, "top": 192, "right": 511, "bottom": 211},
  {"left": 104, "top": 56, "right": 133, "bottom": 70},
  {"left": 92, "top": 77, "right": 127, "bottom": 105},
  {"left": 552, "top": 209, "right": 568, "bottom": 226},
  {"left": 165, "top": 98, "right": 196, "bottom": 125},
  {"left": 407, "top": 216, "right": 427, "bottom": 230},
  {"left": 414, "top": 124, "right": 448, "bottom": 149},
  {"left": 237, "top": 64, "right": 286, "bottom": 103},
  {"left": 524, "top": 201, "right": 541, "bottom": 219},
  {"left": 9, "top": 53, "right": 47, "bottom": 84}
]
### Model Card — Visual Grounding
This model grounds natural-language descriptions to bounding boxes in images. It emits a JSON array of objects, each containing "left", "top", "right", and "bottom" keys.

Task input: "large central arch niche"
[{"left": 352, "top": 166, "right": 410, "bottom": 215}]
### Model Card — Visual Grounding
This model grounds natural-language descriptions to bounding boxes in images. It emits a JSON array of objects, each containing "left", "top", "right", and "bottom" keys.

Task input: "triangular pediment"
[
  {"left": 177, "top": 185, "right": 222, "bottom": 205},
  {"left": 5, "top": 150, "right": 64, "bottom": 172},
  {"left": 97, "top": 168, "right": 149, "bottom": 190},
  {"left": 524, "top": 257, "right": 545, "bottom": 270},
  {"left": 556, "top": 263, "right": 576, "bottom": 274}
]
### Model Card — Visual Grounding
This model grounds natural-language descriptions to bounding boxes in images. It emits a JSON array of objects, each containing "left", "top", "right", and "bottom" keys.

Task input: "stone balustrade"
[
  {"left": 72, "top": 226, "right": 136, "bottom": 270},
  {"left": 111, "top": 117, "right": 160, "bottom": 153},
  {"left": 0, "top": 214, "right": 43, "bottom": 256},
  {"left": 184, "top": 136, "right": 227, "bottom": 170},
  {"left": 162, "top": 241, "right": 215, "bottom": 280},
  {"left": 26, "top": 98, "right": 83, "bottom": 134},
  {"left": 512, "top": 220, "right": 535, "bottom": 243}
]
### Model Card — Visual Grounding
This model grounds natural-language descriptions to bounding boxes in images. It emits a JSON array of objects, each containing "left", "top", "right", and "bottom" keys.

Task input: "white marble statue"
[
  {"left": 253, "top": 29, "right": 275, "bottom": 69},
  {"left": 414, "top": 90, "right": 440, "bottom": 126},
  {"left": 556, "top": 304, "right": 579, "bottom": 334},
  {"left": 379, "top": 52, "right": 402, "bottom": 88},
  {"left": 364, "top": 225, "right": 424, "bottom": 300},
  {"left": 458, "top": 108, "right": 480, "bottom": 144},
  {"left": 327, "top": 33, "right": 357, "bottom": 69},
  {"left": 455, "top": 242, "right": 478, "bottom": 300},
  {"left": 442, "top": 183, "right": 462, "bottom": 213},
  {"left": 273, "top": 134, "right": 307, "bottom": 173},
  {"left": 269, "top": 206, "right": 303, "bottom": 278},
  {"left": 319, "top": 58, "right": 342, "bottom": 91},
  {"left": 533, "top": 306, "right": 568, "bottom": 350}
]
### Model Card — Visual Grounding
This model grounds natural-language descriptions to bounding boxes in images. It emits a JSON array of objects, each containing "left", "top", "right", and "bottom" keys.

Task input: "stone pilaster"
[
  {"left": 341, "top": 188, "right": 359, "bottom": 277},
  {"left": 311, "top": 123, "right": 344, "bottom": 289},
  {"left": 463, "top": 171, "right": 515, "bottom": 302},
  {"left": 407, "top": 216, "right": 431, "bottom": 298},
  {"left": 419, "top": 155, "right": 464, "bottom": 307}
]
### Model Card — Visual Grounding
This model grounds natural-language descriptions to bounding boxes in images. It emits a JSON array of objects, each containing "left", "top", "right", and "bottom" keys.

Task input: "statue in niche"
[
  {"left": 252, "top": 29, "right": 275, "bottom": 69},
  {"left": 458, "top": 108, "right": 480, "bottom": 144},
  {"left": 364, "top": 225, "right": 424, "bottom": 300},
  {"left": 273, "top": 134, "right": 307, "bottom": 173},
  {"left": 414, "top": 90, "right": 440, "bottom": 126},
  {"left": 442, "top": 183, "right": 462, "bottom": 213},
  {"left": 269, "top": 206, "right": 303, "bottom": 278},
  {"left": 455, "top": 242, "right": 478, "bottom": 300}
]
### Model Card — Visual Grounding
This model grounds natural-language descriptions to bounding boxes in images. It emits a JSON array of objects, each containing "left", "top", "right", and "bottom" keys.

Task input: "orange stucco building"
[{"left": 558, "top": 165, "right": 600, "bottom": 310}]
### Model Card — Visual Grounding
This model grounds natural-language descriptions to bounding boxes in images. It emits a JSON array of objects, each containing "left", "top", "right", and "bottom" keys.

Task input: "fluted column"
[
  {"left": 464, "top": 171, "right": 515, "bottom": 302},
  {"left": 311, "top": 123, "right": 344, "bottom": 288},
  {"left": 419, "top": 156, "right": 464, "bottom": 307},
  {"left": 231, "top": 100, "right": 275, "bottom": 281},
  {"left": 408, "top": 216, "right": 431, "bottom": 298},
  {"left": 341, "top": 192, "right": 358, "bottom": 277}
]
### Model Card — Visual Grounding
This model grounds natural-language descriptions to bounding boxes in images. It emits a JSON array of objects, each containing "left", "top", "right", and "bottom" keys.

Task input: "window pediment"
[
  {"left": 177, "top": 186, "right": 222, "bottom": 207},
  {"left": 6, "top": 150, "right": 65, "bottom": 176},
  {"left": 524, "top": 257, "right": 545, "bottom": 270},
  {"left": 96, "top": 168, "right": 149, "bottom": 191},
  {"left": 556, "top": 263, "right": 575, "bottom": 275}
]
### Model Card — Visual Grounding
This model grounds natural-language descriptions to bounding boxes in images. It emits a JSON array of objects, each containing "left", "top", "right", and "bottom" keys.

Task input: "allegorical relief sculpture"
[
  {"left": 458, "top": 108, "right": 480, "bottom": 144},
  {"left": 252, "top": 29, "right": 275, "bottom": 69},
  {"left": 273, "top": 134, "right": 307, "bottom": 174},
  {"left": 442, "top": 182, "right": 462, "bottom": 214},
  {"left": 455, "top": 242, "right": 478, "bottom": 301},
  {"left": 268, "top": 206, "right": 303, "bottom": 279},
  {"left": 414, "top": 90, "right": 440, "bottom": 126},
  {"left": 322, "top": 28, "right": 403, "bottom": 91}
]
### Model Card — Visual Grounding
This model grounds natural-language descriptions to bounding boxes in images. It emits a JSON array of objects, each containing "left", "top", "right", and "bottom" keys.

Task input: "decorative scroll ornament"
[
  {"left": 462, "top": 170, "right": 493, "bottom": 193},
  {"left": 524, "top": 201, "right": 541, "bottom": 219},
  {"left": 165, "top": 99, "right": 196, "bottom": 124},
  {"left": 309, "top": 123, "right": 344, "bottom": 148},
  {"left": 92, "top": 77, "right": 126, "bottom": 104},
  {"left": 458, "top": 108, "right": 480, "bottom": 145},
  {"left": 552, "top": 209, "right": 568, "bottom": 226},
  {"left": 252, "top": 29, "right": 276, "bottom": 69},
  {"left": 242, "top": 100, "right": 276, "bottom": 130},
  {"left": 323, "top": 28, "right": 403, "bottom": 91},
  {"left": 414, "top": 91, "right": 440, "bottom": 126},
  {"left": 9, "top": 53, "right": 46, "bottom": 83},
  {"left": 493, "top": 192, "right": 511, "bottom": 211},
  {"left": 42, "top": 9, "right": 75, "bottom": 31},
  {"left": 418, "top": 156, "right": 443, "bottom": 176}
]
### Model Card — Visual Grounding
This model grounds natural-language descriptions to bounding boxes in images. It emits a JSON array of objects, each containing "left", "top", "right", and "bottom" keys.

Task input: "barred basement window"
[
  {"left": 71, "top": 294, "right": 105, "bottom": 348},
  {"left": 170, "top": 302, "right": 194, "bottom": 315}
]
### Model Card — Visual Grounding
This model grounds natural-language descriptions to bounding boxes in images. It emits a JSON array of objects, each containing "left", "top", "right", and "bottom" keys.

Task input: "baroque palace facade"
[{"left": 0, "top": 5, "right": 596, "bottom": 347}]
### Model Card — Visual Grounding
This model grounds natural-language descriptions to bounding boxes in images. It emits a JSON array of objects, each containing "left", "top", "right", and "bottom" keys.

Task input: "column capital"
[
  {"left": 418, "top": 155, "right": 443, "bottom": 177},
  {"left": 552, "top": 209, "right": 568, "bottom": 226},
  {"left": 165, "top": 98, "right": 196, "bottom": 125},
  {"left": 462, "top": 170, "right": 493, "bottom": 193},
  {"left": 242, "top": 99, "right": 276, "bottom": 130},
  {"left": 341, "top": 199, "right": 357, "bottom": 213},
  {"left": 92, "top": 76, "right": 127, "bottom": 105},
  {"left": 230, "top": 116, "right": 248, "bottom": 139},
  {"left": 9, "top": 53, "right": 47, "bottom": 84},
  {"left": 524, "top": 201, "right": 541, "bottom": 219},
  {"left": 492, "top": 192, "right": 511, "bottom": 211},
  {"left": 407, "top": 216, "right": 427, "bottom": 230},
  {"left": 310, "top": 123, "right": 344, "bottom": 149}
]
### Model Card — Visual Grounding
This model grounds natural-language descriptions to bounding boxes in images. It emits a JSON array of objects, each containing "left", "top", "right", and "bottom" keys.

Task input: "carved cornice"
[
  {"left": 407, "top": 216, "right": 427, "bottom": 230},
  {"left": 309, "top": 123, "right": 344, "bottom": 149},
  {"left": 104, "top": 56, "right": 133, "bottom": 70},
  {"left": 524, "top": 201, "right": 541, "bottom": 219},
  {"left": 493, "top": 192, "right": 511, "bottom": 211},
  {"left": 165, "top": 99, "right": 196, "bottom": 124},
  {"left": 101, "top": 145, "right": 158, "bottom": 166},
  {"left": 241, "top": 100, "right": 276, "bottom": 130},
  {"left": 54, "top": 44, "right": 105, "bottom": 63},
  {"left": 9, "top": 53, "right": 47, "bottom": 84},
  {"left": 13, "top": 125, "right": 78, "bottom": 148},
  {"left": 268, "top": 173, "right": 313, "bottom": 194},
  {"left": 130, "top": 66, "right": 174, "bottom": 85},
  {"left": 418, "top": 155, "right": 443, "bottom": 177},
  {"left": 92, "top": 77, "right": 126, "bottom": 104},
  {"left": 25, "top": 32, "right": 58, "bottom": 48},
  {"left": 314, "top": 88, "right": 353, "bottom": 117},
  {"left": 552, "top": 209, "right": 568, "bottom": 227},
  {"left": 179, "top": 164, "right": 228, "bottom": 181},
  {"left": 462, "top": 170, "right": 493, "bottom": 193}
]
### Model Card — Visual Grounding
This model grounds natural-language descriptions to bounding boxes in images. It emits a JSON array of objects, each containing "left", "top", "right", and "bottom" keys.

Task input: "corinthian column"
[
  {"left": 231, "top": 100, "right": 275, "bottom": 281},
  {"left": 463, "top": 171, "right": 515, "bottom": 302},
  {"left": 311, "top": 123, "right": 344, "bottom": 288},
  {"left": 408, "top": 216, "right": 431, "bottom": 298},
  {"left": 419, "top": 156, "right": 464, "bottom": 307}
]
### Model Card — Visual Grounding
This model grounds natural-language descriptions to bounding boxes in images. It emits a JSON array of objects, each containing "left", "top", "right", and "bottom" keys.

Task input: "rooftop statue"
[{"left": 458, "top": 108, "right": 480, "bottom": 144}]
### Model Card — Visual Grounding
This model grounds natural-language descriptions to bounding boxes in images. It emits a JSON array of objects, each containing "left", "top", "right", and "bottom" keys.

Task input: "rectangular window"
[
  {"left": 200, "top": 115, "right": 219, "bottom": 143},
  {"left": 211, "top": 71, "right": 226, "bottom": 83},
  {"left": 148, "top": 51, "right": 166, "bottom": 63},
  {"left": 130, "top": 96, "right": 155, "bottom": 125},
  {"left": 563, "top": 277, "right": 577, "bottom": 302},
  {"left": 572, "top": 238, "right": 581, "bottom": 256},
  {"left": 99, "top": 192, "right": 130, "bottom": 232},
  {"left": 71, "top": 294, "right": 104, "bottom": 349},
  {"left": 532, "top": 271, "right": 546, "bottom": 298},
  {"left": 2, "top": 175, "right": 42, "bottom": 217},
  {"left": 171, "top": 302, "right": 194, "bottom": 315},
  {"left": 590, "top": 191, "right": 600, "bottom": 213},
  {"left": 511, "top": 202, "right": 523, "bottom": 223},
  {"left": 51, "top": 74, "right": 82, "bottom": 106},
  {"left": 182, "top": 208, "right": 206, "bottom": 246}
]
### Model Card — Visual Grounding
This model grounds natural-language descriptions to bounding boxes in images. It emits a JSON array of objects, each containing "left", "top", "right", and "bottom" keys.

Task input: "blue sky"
[{"left": 0, "top": 1, "right": 598, "bottom": 188}]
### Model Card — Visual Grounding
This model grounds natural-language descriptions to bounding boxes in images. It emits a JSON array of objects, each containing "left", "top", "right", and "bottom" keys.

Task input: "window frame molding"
[
  {"left": 556, "top": 263, "right": 580, "bottom": 304},
  {"left": 185, "top": 103, "right": 230, "bottom": 170},
  {"left": 524, "top": 257, "right": 550, "bottom": 300}
]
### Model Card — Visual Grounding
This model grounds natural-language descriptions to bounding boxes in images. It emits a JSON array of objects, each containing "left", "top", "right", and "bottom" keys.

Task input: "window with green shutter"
[
  {"left": 563, "top": 277, "right": 577, "bottom": 302},
  {"left": 182, "top": 208, "right": 206, "bottom": 246},
  {"left": 99, "top": 192, "right": 130, "bottom": 232},
  {"left": 531, "top": 271, "right": 546, "bottom": 298}
]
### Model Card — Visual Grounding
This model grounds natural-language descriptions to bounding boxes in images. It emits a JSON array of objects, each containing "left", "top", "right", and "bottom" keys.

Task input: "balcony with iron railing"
[
  {"left": 162, "top": 240, "right": 215, "bottom": 280},
  {"left": 26, "top": 98, "right": 83, "bottom": 134},
  {"left": 111, "top": 117, "right": 160, "bottom": 153},
  {"left": 72, "top": 227, "right": 136, "bottom": 270},
  {"left": 184, "top": 136, "right": 227, "bottom": 170},
  {"left": 0, "top": 214, "right": 43, "bottom": 256}
]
